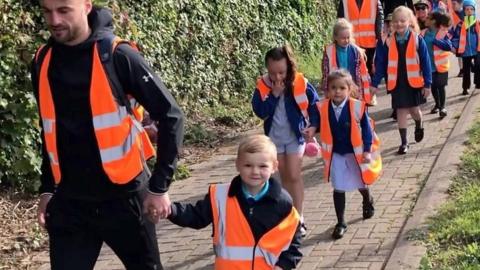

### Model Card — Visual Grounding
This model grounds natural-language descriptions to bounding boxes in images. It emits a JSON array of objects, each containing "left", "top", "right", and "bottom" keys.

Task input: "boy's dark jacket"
[
  {"left": 169, "top": 176, "right": 303, "bottom": 270},
  {"left": 31, "top": 7, "right": 184, "bottom": 200}
]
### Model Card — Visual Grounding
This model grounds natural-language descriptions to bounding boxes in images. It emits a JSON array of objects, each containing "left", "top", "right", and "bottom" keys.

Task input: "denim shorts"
[{"left": 274, "top": 140, "right": 305, "bottom": 155}]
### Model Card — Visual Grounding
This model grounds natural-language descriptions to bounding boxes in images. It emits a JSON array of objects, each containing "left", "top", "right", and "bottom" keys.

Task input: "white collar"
[{"left": 331, "top": 98, "right": 348, "bottom": 110}]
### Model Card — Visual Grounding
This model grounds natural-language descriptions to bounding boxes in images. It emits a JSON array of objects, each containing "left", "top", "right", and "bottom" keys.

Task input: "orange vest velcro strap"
[
  {"left": 210, "top": 183, "right": 299, "bottom": 269},
  {"left": 386, "top": 33, "right": 424, "bottom": 91},
  {"left": 343, "top": 0, "right": 377, "bottom": 48}
]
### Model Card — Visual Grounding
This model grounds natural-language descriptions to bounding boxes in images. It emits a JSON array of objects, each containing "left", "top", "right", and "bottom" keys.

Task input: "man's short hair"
[{"left": 237, "top": 135, "right": 277, "bottom": 160}]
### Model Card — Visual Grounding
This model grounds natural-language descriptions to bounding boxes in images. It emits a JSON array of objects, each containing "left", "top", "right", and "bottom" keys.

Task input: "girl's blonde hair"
[
  {"left": 333, "top": 18, "right": 354, "bottom": 43},
  {"left": 326, "top": 69, "right": 358, "bottom": 99},
  {"left": 332, "top": 18, "right": 367, "bottom": 59},
  {"left": 392, "top": 6, "right": 420, "bottom": 34}
]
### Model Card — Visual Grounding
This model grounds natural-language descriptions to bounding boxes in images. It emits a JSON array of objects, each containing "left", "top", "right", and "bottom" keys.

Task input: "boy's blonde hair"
[
  {"left": 392, "top": 6, "right": 420, "bottom": 34},
  {"left": 237, "top": 135, "right": 277, "bottom": 160},
  {"left": 326, "top": 69, "right": 359, "bottom": 99}
]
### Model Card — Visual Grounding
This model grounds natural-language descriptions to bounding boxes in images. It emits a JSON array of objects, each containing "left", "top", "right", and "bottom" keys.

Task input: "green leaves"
[{"left": 0, "top": 0, "right": 336, "bottom": 193}]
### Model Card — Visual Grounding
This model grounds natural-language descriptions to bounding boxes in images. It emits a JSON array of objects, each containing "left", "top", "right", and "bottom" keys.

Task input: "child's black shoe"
[
  {"left": 397, "top": 144, "right": 409, "bottom": 155},
  {"left": 414, "top": 128, "right": 424, "bottom": 142},
  {"left": 430, "top": 106, "right": 439, "bottom": 114},
  {"left": 362, "top": 197, "right": 375, "bottom": 219},
  {"left": 462, "top": 89, "right": 469, "bottom": 95},
  {"left": 439, "top": 109, "right": 447, "bottom": 119},
  {"left": 332, "top": 224, "right": 347, "bottom": 239},
  {"left": 457, "top": 69, "right": 463, "bottom": 77},
  {"left": 300, "top": 223, "right": 307, "bottom": 238}
]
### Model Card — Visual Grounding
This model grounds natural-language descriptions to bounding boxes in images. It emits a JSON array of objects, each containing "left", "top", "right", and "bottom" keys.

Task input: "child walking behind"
[
  {"left": 252, "top": 45, "right": 320, "bottom": 237},
  {"left": 321, "top": 18, "right": 374, "bottom": 105},
  {"left": 168, "top": 135, "right": 302, "bottom": 270},
  {"left": 452, "top": 0, "right": 480, "bottom": 95},
  {"left": 422, "top": 11, "right": 453, "bottom": 118},
  {"left": 317, "top": 69, "right": 382, "bottom": 239},
  {"left": 372, "top": 6, "right": 432, "bottom": 155}
]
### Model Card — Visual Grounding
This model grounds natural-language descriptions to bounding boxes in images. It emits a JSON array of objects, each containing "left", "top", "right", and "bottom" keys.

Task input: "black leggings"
[
  {"left": 364, "top": 47, "right": 376, "bottom": 76},
  {"left": 432, "top": 72, "right": 448, "bottom": 109}
]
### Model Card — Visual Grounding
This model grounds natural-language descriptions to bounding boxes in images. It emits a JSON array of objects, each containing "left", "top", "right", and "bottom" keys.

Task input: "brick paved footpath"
[{"left": 36, "top": 59, "right": 471, "bottom": 269}]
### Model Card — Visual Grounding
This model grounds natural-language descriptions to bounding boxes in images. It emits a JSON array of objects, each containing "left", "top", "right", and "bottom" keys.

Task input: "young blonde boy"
[{"left": 168, "top": 135, "right": 302, "bottom": 270}]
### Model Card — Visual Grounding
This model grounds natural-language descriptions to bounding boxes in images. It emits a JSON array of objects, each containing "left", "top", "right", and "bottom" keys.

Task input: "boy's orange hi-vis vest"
[
  {"left": 458, "top": 21, "right": 480, "bottom": 54},
  {"left": 256, "top": 72, "right": 309, "bottom": 119},
  {"left": 37, "top": 43, "right": 155, "bottom": 184},
  {"left": 420, "top": 29, "right": 451, "bottom": 73},
  {"left": 342, "top": 0, "right": 377, "bottom": 48},
  {"left": 210, "top": 184, "right": 300, "bottom": 270},
  {"left": 386, "top": 32, "right": 424, "bottom": 91},
  {"left": 317, "top": 98, "right": 382, "bottom": 185},
  {"left": 325, "top": 44, "right": 372, "bottom": 104}
]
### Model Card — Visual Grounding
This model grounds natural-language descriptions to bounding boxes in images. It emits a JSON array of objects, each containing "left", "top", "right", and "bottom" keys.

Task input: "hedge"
[{"left": 0, "top": 0, "right": 337, "bottom": 192}]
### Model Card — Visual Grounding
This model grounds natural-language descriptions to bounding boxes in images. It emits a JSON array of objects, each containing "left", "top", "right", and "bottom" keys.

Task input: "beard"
[{"left": 49, "top": 24, "right": 80, "bottom": 44}]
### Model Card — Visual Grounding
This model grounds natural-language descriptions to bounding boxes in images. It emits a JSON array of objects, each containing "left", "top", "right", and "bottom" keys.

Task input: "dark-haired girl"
[
  {"left": 422, "top": 11, "right": 453, "bottom": 118},
  {"left": 252, "top": 45, "right": 320, "bottom": 237}
]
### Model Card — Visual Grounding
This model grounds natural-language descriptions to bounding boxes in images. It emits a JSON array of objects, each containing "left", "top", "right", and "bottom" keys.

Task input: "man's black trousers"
[{"left": 45, "top": 192, "right": 162, "bottom": 270}]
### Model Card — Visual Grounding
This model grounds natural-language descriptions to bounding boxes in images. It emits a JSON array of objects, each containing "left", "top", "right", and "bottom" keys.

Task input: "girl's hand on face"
[
  {"left": 302, "top": 126, "right": 317, "bottom": 141},
  {"left": 362, "top": 152, "right": 372, "bottom": 163},
  {"left": 271, "top": 80, "right": 285, "bottom": 97},
  {"left": 422, "top": 87, "right": 431, "bottom": 98}
]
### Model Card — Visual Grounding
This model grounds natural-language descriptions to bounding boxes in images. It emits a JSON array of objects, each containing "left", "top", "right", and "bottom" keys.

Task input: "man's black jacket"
[{"left": 31, "top": 7, "right": 184, "bottom": 200}]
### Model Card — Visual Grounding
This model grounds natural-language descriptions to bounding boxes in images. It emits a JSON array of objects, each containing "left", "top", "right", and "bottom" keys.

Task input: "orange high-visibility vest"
[
  {"left": 317, "top": 98, "right": 382, "bottom": 185},
  {"left": 210, "top": 184, "right": 300, "bottom": 270},
  {"left": 256, "top": 72, "right": 309, "bottom": 119},
  {"left": 325, "top": 44, "right": 372, "bottom": 104},
  {"left": 420, "top": 29, "right": 451, "bottom": 73},
  {"left": 386, "top": 32, "right": 424, "bottom": 91},
  {"left": 342, "top": 0, "right": 377, "bottom": 48},
  {"left": 37, "top": 44, "right": 155, "bottom": 184},
  {"left": 458, "top": 21, "right": 480, "bottom": 54}
]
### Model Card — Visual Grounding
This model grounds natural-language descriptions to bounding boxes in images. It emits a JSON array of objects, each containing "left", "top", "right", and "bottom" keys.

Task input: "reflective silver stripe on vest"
[
  {"left": 213, "top": 183, "right": 229, "bottom": 256},
  {"left": 354, "top": 18, "right": 376, "bottom": 24},
  {"left": 321, "top": 142, "right": 332, "bottom": 153},
  {"left": 99, "top": 126, "right": 140, "bottom": 163},
  {"left": 388, "top": 61, "right": 397, "bottom": 67},
  {"left": 42, "top": 119, "right": 54, "bottom": 133},
  {"left": 48, "top": 152, "right": 59, "bottom": 165},
  {"left": 354, "top": 31, "right": 376, "bottom": 37},
  {"left": 405, "top": 58, "right": 419, "bottom": 65},
  {"left": 343, "top": 0, "right": 350, "bottom": 20},
  {"left": 407, "top": 71, "right": 421, "bottom": 78},
  {"left": 327, "top": 45, "right": 335, "bottom": 68},
  {"left": 93, "top": 106, "right": 129, "bottom": 130},
  {"left": 388, "top": 75, "right": 397, "bottom": 81},
  {"left": 294, "top": 94, "right": 308, "bottom": 105}
]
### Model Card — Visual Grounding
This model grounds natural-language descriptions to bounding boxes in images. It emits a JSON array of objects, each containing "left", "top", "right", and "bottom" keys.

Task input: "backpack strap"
[
  {"left": 97, "top": 33, "right": 138, "bottom": 115},
  {"left": 33, "top": 43, "right": 52, "bottom": 81}
]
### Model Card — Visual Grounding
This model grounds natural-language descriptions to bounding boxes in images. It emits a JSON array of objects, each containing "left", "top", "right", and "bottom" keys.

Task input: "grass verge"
[{"left": 420, "top": 120, "right": 480, "bottom": 269}]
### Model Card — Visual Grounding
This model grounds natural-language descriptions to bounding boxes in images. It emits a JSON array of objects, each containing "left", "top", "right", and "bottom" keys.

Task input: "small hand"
[
  {"left": 37, "top": 193, "right": 53, "bottom": 229},
  {"left": 271, "top": 80, "right": 285, "bottom": 97},
  {"left": 143, "top": 192, "right": 172, "bottom": 223},
  {"left": 422, "top": 87, "right": 431, "bottom": 98},
  {"left": 362, "top": 152, "right": 372, "bottom": 163},
  {"left": 302, "top": 126, "right": 317, "bottom": 141}
]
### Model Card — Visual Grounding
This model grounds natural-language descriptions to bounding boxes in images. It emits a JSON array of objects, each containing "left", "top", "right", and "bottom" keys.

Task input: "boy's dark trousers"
[
  {"left": 364, "top": 47, "right": 376, "bottom": 77},
  {"left": 45, "top": 192, "right": 162, "bottom": 270},
  {"left": 462, "top": 55, "right": 480, "bottom": 90}
]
